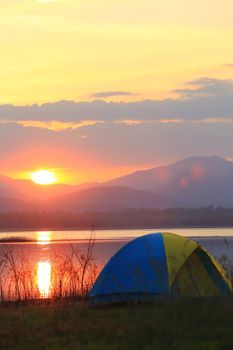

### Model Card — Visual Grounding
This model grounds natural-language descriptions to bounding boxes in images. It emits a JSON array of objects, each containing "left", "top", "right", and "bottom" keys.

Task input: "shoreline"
[{"left": 1, "top": 225, "right": 233, "bottom": 233}]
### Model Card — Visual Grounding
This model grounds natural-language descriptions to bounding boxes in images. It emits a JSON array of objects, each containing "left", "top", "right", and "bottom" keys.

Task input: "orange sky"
[{"left": 1, "top": 1, "right": 233, "bottom": 184}]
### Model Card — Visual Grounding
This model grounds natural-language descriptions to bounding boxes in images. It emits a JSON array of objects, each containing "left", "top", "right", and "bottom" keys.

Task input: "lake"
[
  {"left": 1, "top": 227, "right": 233, "bottom": 262},
  {"left": 0, "top": 228, "right": 232, "bottom": 301}
]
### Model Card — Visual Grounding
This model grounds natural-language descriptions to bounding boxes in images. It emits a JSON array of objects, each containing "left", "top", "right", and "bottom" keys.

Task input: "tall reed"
[{"left": 0, "top": 232, "right": 101, "bottom": 302}]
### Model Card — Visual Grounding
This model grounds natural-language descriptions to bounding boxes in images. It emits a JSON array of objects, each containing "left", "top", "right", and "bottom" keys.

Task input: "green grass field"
[{"left": 0, "top": 298, "right": 232, "bottom": 350}]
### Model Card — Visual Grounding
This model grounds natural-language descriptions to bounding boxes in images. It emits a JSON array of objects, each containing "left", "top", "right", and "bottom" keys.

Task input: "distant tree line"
[{"left": 1, "top": 206, "right": 233, "bottom": 230}]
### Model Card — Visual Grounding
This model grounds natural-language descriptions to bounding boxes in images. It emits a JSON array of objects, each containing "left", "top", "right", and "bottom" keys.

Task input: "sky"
[{"left": 1, "top": 0, "right": 233, "bottom": 184}]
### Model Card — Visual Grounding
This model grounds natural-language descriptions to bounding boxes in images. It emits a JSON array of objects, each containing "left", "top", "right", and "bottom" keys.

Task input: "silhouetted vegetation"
[
  {"left": 1, "top": 206, "right": 233, "bottom": 230},
  {"left": 0, "top": 241, "right": 231, "bottom": 303},
  {"left": 0, "top": 237, "right": 231, "bottom": 349},
  {"left": 0, "top": 236, "right": 100, "bottom": 302}
]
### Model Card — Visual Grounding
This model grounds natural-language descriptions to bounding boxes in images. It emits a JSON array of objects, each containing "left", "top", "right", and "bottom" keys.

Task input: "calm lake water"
[
  {"left": 1, "top": 227, "right": 233, "bottom": 262},
  {"left": 0, "top": 228, "right": 232, "bottom": 300}
]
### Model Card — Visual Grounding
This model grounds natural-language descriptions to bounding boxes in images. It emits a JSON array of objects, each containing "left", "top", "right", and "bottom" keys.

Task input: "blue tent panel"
[{"left": 90, "top": 233, "right": 169, "bottom": 303}]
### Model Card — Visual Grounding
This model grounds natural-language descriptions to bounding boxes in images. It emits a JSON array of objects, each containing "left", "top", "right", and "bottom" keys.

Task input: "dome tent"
[{"left": 89, "top": 233, "right": 232, "bottom": 304}]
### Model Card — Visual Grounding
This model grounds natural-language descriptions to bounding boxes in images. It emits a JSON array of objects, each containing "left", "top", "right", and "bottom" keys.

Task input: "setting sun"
[{"left": 31, "top": 170, "right": 57, "bottom": 185}]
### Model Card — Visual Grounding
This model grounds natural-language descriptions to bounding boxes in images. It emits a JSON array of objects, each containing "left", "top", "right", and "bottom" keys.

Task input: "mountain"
[
  {"left": 0, "top": 197, "right": 35, "bottom": 212},
  {"left": 156, "top": 172, "right": 233, "bottom": 207},
  {"left": 0, "top": 175, "right": 99, "bottom": 202},
  {"left": 41, "top": 186, "right": 179, "bottom": 212},
  {"left": 105, "top": 156, "right": 233, "bottom": 191},
  {"left": 1, "top": 155, "right": 233, "bottom": 211},
  {"left": 105, "top": 156, "right": 233, "bottom": 207}
]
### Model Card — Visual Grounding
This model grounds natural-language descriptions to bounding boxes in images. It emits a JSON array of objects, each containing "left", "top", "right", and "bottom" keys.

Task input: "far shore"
[{"left": 1, "top": 225, "right": 233, "bottom": 233}]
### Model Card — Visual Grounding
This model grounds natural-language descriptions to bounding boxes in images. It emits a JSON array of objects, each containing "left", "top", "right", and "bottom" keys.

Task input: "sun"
[{"left": 31, "top": 170, "right": 57, "bottom": 185}]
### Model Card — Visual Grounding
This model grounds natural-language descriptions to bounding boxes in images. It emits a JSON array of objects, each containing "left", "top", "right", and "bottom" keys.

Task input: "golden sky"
[
  {"left": 1, "top": 1, "right": 233, "bottom": 184},
  {"left": 0, "top": 0, "right": 233, "bottom": 104}
]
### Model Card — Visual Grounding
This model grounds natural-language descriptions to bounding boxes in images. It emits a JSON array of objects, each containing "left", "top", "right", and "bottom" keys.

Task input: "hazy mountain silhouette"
[
  {"left": 105, "top": 156, "right": 233, "bottom": 207},
  {"left": 105, "top": 156, "right": 233, "bottom": 191},
  {"left": 0, "top": 175, "right": 99, "bottom": 202},
  {"left": 40, "top": 186, "right": 179, "bottom": 212},
  {"left": 0, "top": 197, "right": 36, "bottom": 212},
  {"left": 1, "top": 156, "right": 233, "bottom": 211}
]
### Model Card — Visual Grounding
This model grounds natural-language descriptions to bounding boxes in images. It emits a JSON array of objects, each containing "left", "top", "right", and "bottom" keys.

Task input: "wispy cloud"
[
  {"left": 0, "top": 120, "right": 104, "bottom": 131},
  {"left": 173, "top": 77, "right": 233, "bottom": 98},
  {"left": 196, "top": 117, "right": 233, "bottom": 124},
  {"left": 115, "top": 119, "right": 184, "bottom": 126},
  {"left": 4, "top": 117, "right": 233, "bottom": 132},
  {"left": 115, "top": 118, "right": 233, "bottom": 126},
  {"left": 90, "top": 91, "right": 138, "bottom": 98},
  {"left": 3, "top": 117, "right": 233, "bottom": 133},
  {"left": 1, "top": 77, "right": 233, "bottom": 124}
]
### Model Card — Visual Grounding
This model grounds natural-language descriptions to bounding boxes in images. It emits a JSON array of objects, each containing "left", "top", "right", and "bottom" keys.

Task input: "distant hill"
[
  {"left": 1, "top": 156, "right": 233, "bottom": 211},
  {"left": 0, "top": 197, "right": 35, "bottom": 212},
  {"left": 40, "top": 186, "right": 179, "bottom": 212},
  {"left": 155, "top": 172, "right": 233, "bottom": 207},
  {"left": 105, "top": 156, "right": 233, "bottom": 191},
  {"left": 104, "top": 156, "right": 233, "bottom": 207},
  {"left": 0, "top": 175, "right": 99, "bottom": 202}
]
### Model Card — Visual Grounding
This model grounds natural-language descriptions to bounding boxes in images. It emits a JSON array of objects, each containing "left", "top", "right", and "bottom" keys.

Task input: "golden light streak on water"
[
  {"left": 37, "top": 231, "right": 51, "bottom": 245},
  {"left": 37, "top": 261, "right": 51, "bottom": 298}
]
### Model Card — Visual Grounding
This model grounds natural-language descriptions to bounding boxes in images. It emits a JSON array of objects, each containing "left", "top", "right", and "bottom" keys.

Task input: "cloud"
[
  {"left": 3, "top": 117, "right": 233, "bottom": 132},
  {"left": 115, "top": 119, "right": 184, "bottom": 126},
  {"left": 2, "top": 118, "right": 233, "bottom": 175},
  {"left": 90, "top": 91, "right": 138, "bottom": 98},
  {"left": 173, "top": 77, "right": 233, "bottom": 98},
  {"left": 116, "top": 118, "right": 233, "bottom": 126},
  {"left": 1, "top": 76, "right": 233, "bottom": 182},
  {"left": 0, "top": 77, "right": 233, "bottom": 125},
  {"left": 0, "top": 120, "right": 103, "bottom": 131}
]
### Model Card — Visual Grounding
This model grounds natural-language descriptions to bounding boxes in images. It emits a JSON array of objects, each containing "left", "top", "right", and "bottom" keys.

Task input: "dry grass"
[
  {"left": 0, "top": 233, "right": 101, "bottom": 302},
  {"left": 0, "top": 233, "right": 232, "bottom": 304}
]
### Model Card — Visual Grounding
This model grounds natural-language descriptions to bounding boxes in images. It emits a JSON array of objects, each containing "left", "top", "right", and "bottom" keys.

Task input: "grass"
[
  {"left": 0, "top": 234, "right": 99, "bottom": 301},
  {"left": 0, "top": 298, "right": 233, "bottom": 350},
  {"left": 0, "top": 234, "right": 232, "bottom": 349}
]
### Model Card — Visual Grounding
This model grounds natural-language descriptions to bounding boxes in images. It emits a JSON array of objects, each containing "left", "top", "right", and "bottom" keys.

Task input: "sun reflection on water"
[
  {"left": 37, "top": 231, "right": 51, "bottom": 245},
  {"left": 37, "top": 261, "right": 51, "bottom": 298}
]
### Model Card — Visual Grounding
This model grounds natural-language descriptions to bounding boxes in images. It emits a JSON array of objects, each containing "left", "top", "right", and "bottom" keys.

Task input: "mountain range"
[{"left": 1, "top": 156, "right": 233, "bottom": 212}]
